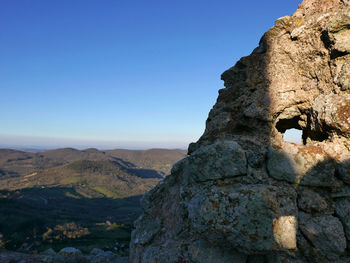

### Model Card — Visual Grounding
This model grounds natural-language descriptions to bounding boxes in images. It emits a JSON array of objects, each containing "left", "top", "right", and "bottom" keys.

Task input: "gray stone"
[
  {"left": 334, "top": 198, "right": 350, "bottom": 240},
  {"left": 265, "top": 254, "right": 305, "bottom": 263},
  {"left": 188, "top": 239, "right": 247, "bottom": 263},
  {"left": 267, "top": 143, "right": 335, "bottom": 186},
  {"left": 311, "top": 93, "right": 350, "bottom": 136},
  {"left": 58, "top": 247, "right": 82, "bottom": 257},
  {"left": 335, "top": 57, "right": 350, "bottom": 91},
  {"left": 299, "top": 214, "right": 347, "bottom": 260},
  {"left": 336, "top": 159, "right": 350, "bottom": 184},
  {"left": 187, "top": 184, "right": 297, "bottom": 253},
  {"left": 38, "top": 255, "right": 63, "bottom": 263},
  {"left": 131, "top": 214, "right": 160, "bottom": 245},
  {"left": 331, "top": 185, "right": 350, "bottom": 197},
  {"left": 142, "top": 245, "right": 184, "bottom": 263},
  {"left": 297, "top": 188, "right": 329, "bottom": 213},
  {"left": 325, "top": 10, "right": 350, "bottom": 53},
  {"left": 90, "top": 248, "right": 105, "bottom": 255},
  {"left": 186, "top": 141, "right": 247, "bottom": 182}
]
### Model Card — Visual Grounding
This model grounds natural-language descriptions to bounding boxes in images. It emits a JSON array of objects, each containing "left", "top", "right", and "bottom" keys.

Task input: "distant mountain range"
[
  {"left": 0, "top": 147, "right": 187, "bottom": 253},
  {"left": 0, "top": 147, "right": 186, "bottom": 198}
]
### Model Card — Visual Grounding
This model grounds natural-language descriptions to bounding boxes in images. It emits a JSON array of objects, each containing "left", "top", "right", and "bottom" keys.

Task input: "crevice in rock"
[
  {"left": 303, "top": 128, "right": 329, "bottom": 143},
  {"left": 321, "top": 31, "right": 333, "bottom": 49},
  {"left": 320, "top": 30, "right": 349, "bottom": 59},
  {"left": 298, "top": 230, "right": 315, "bottom": 260},
  {"left": 303, "top": 114, "right": 330, "bottom": 144},
  {"left": 330, "top": 50, "right": 349, "bottom": 60}
]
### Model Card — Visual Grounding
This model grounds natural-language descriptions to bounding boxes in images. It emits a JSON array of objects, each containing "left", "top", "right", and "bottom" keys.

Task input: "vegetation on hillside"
[{"left": 0, "top": 148, "right": 186, "bottom": 254}]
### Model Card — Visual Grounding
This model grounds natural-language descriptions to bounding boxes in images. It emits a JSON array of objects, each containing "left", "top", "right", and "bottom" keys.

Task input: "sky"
[{"left": 0, "top": 0, "right": 302, "bottom": 149}]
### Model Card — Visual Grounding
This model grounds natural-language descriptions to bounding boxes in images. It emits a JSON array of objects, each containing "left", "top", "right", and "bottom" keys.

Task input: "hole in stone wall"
[
  {"left": 276, "top": 117, "right": 304, "bottom": 145},
  {"left": 276, "top": 116, "right": 330, "bottom": 145},
  {"left": 283, "top": 129, "right": 303, "bottom": 145}
]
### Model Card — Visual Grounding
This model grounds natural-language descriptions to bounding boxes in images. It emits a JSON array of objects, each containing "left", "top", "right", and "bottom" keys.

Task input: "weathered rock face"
[{"left": 129, "top": 0, "right": 350, "bottom": 262}]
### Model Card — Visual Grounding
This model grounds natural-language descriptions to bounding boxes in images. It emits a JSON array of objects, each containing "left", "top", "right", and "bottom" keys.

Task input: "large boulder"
[
  {"left": 187, "top": 184, "right": 297, "bottom": 253},
  {"left": 335, "top": 198, "right": 350, "bottom": 240},
  {"left": 299, "top": 213, "right": 347, "bottom": 260},
  {"left": 267, "top": 143, "right": 336, "bottom": 186},
  {"left": 184, "top": 141, "right": 247, "bottom": 183}
]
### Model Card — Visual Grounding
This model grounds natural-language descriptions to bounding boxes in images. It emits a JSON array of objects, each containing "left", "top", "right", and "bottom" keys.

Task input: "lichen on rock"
[{"left": 129, "top": 0, "right": 350, "bottom": 262}]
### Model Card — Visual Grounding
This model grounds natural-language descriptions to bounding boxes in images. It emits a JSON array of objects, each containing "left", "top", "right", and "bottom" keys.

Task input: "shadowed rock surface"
[{"left": 130, "top": 0, "right": 350, "bottom": 262}]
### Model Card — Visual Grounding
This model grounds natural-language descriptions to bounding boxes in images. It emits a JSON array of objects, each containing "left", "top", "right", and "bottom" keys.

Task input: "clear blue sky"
[{"left": 0, "top": 0, "right": 301, "bottom": 149}]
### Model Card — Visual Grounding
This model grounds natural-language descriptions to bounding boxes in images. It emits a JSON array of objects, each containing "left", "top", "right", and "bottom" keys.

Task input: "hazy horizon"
[
  {"left": 0, "top": 134, "right": 189, "bottom": 151},
  {"left": 0, "top": 128, "right": 303, "bottom": 151}
]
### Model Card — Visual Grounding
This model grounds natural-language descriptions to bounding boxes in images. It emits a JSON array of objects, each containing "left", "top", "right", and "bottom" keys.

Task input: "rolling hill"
[{"left": 0, "top": 147, "right": 186, "bottom": 254}]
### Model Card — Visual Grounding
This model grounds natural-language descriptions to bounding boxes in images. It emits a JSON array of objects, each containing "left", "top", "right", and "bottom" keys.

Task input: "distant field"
[
  {"left": 0, "top": 148, "right": 187, "bottom": 254},
  {"left": 0, "top": 187, "right": 141, "bottom": 255}
]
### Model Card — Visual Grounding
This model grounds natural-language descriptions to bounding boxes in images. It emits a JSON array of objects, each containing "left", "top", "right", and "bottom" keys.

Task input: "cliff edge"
[{"left": 130, "top": 0, "right": 350, "bottom": 262}]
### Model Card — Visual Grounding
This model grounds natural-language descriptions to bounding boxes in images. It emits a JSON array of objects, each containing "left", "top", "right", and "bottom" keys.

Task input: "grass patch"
[
  {"left": 60, "top": 177, "right": 80, "bottom": 184},
  {"left": 92, "top": 186, "right": 120, "bottom": 199}
]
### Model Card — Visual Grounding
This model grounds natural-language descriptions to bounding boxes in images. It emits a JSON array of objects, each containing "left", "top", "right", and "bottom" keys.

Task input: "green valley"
[{"left": 0, "top": 148, "right": 186, "bottom": 254}]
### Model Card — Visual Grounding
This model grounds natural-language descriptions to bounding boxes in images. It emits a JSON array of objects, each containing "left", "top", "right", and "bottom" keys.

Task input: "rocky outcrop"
[{"left": 130, "top": 0, "right": 350, "bottom": 262}]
